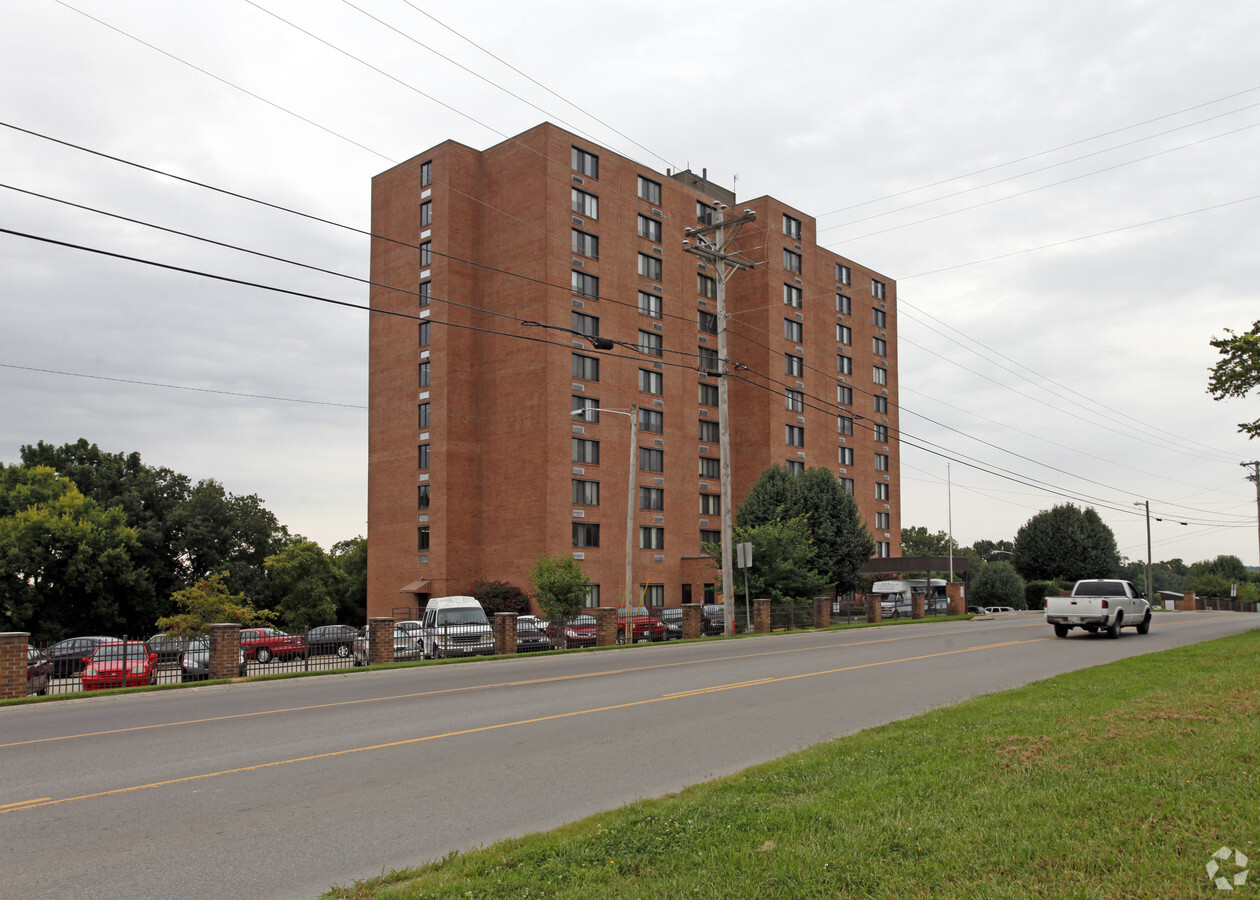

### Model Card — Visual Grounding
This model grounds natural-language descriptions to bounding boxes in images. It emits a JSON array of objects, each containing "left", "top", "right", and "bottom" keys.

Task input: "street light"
[
  {"left": 1134, "top": 501, "right": 1153, "bottom": 602},
  {"left": 570, "top": 404, "right": 637, "bottom": 641}
]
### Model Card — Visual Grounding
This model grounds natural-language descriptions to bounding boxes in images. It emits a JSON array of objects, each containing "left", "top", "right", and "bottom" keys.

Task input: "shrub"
[
  {"left": 472, "top": 579, "right": 531, "bottom": 616},
  {"left": 1025, "top": 580, "right": 1056, "bottom": 611}
]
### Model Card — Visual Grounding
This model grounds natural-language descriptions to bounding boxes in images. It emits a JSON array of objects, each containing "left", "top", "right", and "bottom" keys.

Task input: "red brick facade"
[{"left": 367, "top": 123, "right": 900, "bottom": 620}]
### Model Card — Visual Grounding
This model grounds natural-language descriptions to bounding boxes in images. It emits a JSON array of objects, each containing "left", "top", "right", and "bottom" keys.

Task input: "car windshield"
[
  {"left": 435, "top": 609, "right": 487, "bottom": 626},
  {"left": 95, "top": 644, "right": 149, "bottom": 661},
  {"left": 570, "top": 615, "right": 596, "bottom": 626}
]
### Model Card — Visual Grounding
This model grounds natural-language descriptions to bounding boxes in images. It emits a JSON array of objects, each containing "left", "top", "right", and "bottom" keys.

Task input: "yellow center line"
[
  {"left": 2, "top": 635, "right": 1049, "bottom": 816},
  {"left": 1, "top": 798, "right": 52, "bottom": 810}
]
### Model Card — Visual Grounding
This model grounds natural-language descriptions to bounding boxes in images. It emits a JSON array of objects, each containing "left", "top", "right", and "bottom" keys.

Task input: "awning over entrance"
[
  {"left": 859, "top": 556, "right": 971, "bottom": 577},
  {"left": 399, "top": 580, "right": 431, "bottom": 594}
]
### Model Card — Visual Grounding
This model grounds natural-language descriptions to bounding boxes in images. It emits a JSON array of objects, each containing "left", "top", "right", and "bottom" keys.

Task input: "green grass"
[{"left": 326, "top": 628, "right": 1260, "bottom": 899}]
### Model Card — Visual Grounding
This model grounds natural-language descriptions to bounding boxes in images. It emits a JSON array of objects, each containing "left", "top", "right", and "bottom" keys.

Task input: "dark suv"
[{"left": 701, "top": 605, "right": 725, "bottom": 636}]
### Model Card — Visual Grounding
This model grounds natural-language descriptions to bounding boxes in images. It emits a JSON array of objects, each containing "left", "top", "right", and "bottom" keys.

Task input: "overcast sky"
[{"left": 3, "top": 0, "right": 1258, "bottom": 569}]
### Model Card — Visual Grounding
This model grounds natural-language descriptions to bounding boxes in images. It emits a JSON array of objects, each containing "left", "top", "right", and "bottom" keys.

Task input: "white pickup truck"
[{"left": 1046, "top": 579, "right": 1152, "bottom": 639}]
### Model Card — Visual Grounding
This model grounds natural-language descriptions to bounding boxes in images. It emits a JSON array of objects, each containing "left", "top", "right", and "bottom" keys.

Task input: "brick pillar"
[
  {"left": 681, "top": 603, "right": 702, "bottom": 639},
  {"left": 1183, "top": 591, "right": 1197, "bottom": 610},
  {"left": 368, "top": 617, "right": 394, "bottom": 665},
  {"left": 813, "top": 596, "right": 831, "bottom": 629},
  {"left": 0, "top": 632, "right": 29, "bottom": 700},
  {"left": 494, "top": 612, "right": 518, "bottom": 655},
  {"left": 594, "top": 607, "right": 618, "bottom": 646},
  {"left": 208, "top": 624, "right": 241, "bottom": 681},
  {"left": 753, "top": 598, "right": 771, "bottom": 634},
  {"left": 866, "top": 593, "right": 882, "bottom": 623},
  {"left": 911, "top": 593, "right": 925, "bottom": 619},
  {"left": 946, "top": 582, "right": 966, "bottom": 616}
]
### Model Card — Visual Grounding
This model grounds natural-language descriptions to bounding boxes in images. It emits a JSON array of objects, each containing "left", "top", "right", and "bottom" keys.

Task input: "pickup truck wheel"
[
  {"left": 256, "top": 647, "right": 273, "bottom": 664},
  {"left": 1053, "top": 624, "right": 1069, "bottom": 638},
  {"left": 1106, "top": 614, "right": 1122, "bottom": 639},
  {"left": 1137, "top": 612, "right": 1151, "bottom": 635}
]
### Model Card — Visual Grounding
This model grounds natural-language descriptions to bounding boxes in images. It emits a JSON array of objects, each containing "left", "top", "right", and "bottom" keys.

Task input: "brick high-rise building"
[{"left": 367, "top": 123, "right": 899, "bottom": 619}]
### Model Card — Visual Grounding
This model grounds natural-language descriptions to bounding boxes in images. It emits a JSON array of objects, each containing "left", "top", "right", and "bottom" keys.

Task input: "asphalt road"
[{"left": 2, "top": 610, "right": 1255, "bottom": 899}]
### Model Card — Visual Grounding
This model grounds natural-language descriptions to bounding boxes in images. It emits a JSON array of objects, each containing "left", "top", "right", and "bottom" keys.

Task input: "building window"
[
  {"left": 699, "top": 383, "right": 718, "bottom": 406},
  {"left": 698, "top": 274, "right": 716, "bottom": 299},
  {"left": 785, "top": 388, "right": 804, "bottom": 412},
  {"left": 876, "top": 512, "right": 890, "bottom": 529},
  {"left": 572, "top": 438, "right": 599, "bottom": 464},
  {"left": 420, "top": 160, "right": 432, "bottom": 187},
  {"left": 420, "top": 241, "right": 432, "bottom": 266},
  {"left": 873, "top": 337, "right": 887, "bottom": 357},
  {"left": 571, "top": 270, "right": 599, "bottom": 299},
  {"left": 837, "top": 324, "right": 852, "bottom": 345},
  {"left": 839, "top": 447, "right": 854, "bottom": 466},
  {"left": 697, "top": 201, "right": 715, "bottom": 225},
  {"left": 642, "top": 583, "right": 665, "bottom": 607},
  {"left": 698, "top": 310, "right": 718, "bottom": 334},
  {"left": 875, "top": 453, "right": 889, "bottom": 472},
  {"left": 639, "top": 368, "right": 663, "bottom": 394},
  {"left": 700, "top": 493, "right": 721, "bottom": 515},
  {"left": 839, "top": 477, "right": 854, "bottom": 494},
  {"left": 876, "top": 541, "right": 891, "bottom": 558},
  {"left": 836, "top": 263, "right": 851, "bottom": 285},
  {"left": 872, "top": 279, "right": 887, "bottom": 300},
  {"left": 700, "top": 529, "right": 720, "bottom": 549},
  {"left": 572, "top": 395, "right": 599, "bottom": 423},
  {"left": 786, "top": 460, "right": 805, "bottom": 474},
  {"left": 418, "top": 526, "right": 430, "bottom": 551},
  {"left": 698, "top": 347, "right": 720, "bottom": 373},
  {"left": 640, "top": 486, "right": 664, "bottom": 510},
  {"left": 418, "top": 484, "right": 430, "bottom": 509},
  {"left": 571, "top": 146, "right": 599, "bottom": 178},
  {"left": 873, "top": 366, "right": 888, "bottom": 385},
  {"left": 784, "top": 284, "right": 802, "bottom": 308},
  {"left": 836, "top": 293, "right": 851, "bottom": 315},
  {"left": 699, "top": 419, "right": 719, "bottom": 442},
  {"left": 418, "top": 281, "right": 431, "bottom": 307},
  {"left": 638, "top": 290, "right": 662, "bottom": 318},
  {"left": 783, "top": 249, "right": 802, "bottom": 273},
  {"left": 639, "top": 408, "right": 663, "bottom": 434},
  {"left": 583, "top": 584, "right": 600, "bottom": 608},
  {"left": 638, "top": 330, "right": 663, "bottom": 357},
  {"left": 572, "top": 229, "right": 599, "bottom": 260},
  {"left": 837, "top": 384, "right": 853, "bottom": 405},
  {"left": 418, "top": 320, "right": 430, "bottom": 346},
  {"left": 638, "top": 253, "right": 662, "bottom": 281},
  {"left": 418, "top": 444, "right": 430, "bottom": 468},
  {"left": 571, "top": 188, "right": 599, "bottom": 218},
  {"left": 873, "top": 308, "right": 886, "bottom": 328},
  {"left": 785, "top": 353, "right": 803, "bottom": 376},
  {"left": 638, "top": 214, "right": 662, "bottom": 242},
  {"left": 838, "top": 354, "right": 853, "bottom": 375},
  {"left": 639, "top": 447, "right": 664, "bottom": 472},
  {"left": 783, "top": 214, "right": 802, "bottom": 239},
  {"left": 838, "top": 415, "right": 854, "bottom": 435},
  {"left": 699, "top": 456, "right": 720, "bottom": 478},
  {"left": 572, "top": 311, "right": 599, "bottom": 338},
  {"left": 638, "top": 176, "right": 662, "bottom": 204},
  {"left": 874, "top": 424, "right": 889, "bottom": 443},
  {"left": 418, "top": 402, "right": 430, "bottom": 429},
  {"left": 419, "top": 361, "right": 430, "bottom": 387},
  {"left": 876, "top": 483, "right": 890, "bottom": 501},
  {"left": 572, "top": 353, "right": 599, "bottom": 382},
  {"left": 573, "top": 523, "right": 601, "bottom": 548},
  {"left": 640, "top": 526, "right": 665, "bottom": 550},
  {"left": 420, "top": 201, "right": 432, "bottom": 227},
  {"left": 786, "top": 425, "right": 804, "bottom": 447},
  {"left": 874, "top": 395, "right": 888, "bottom": 414},
  {"left": 573, "top": 479, "right": 600, "bottom": 506}
]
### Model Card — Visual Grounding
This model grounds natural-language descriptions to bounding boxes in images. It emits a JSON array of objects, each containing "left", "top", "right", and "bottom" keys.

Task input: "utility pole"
[
  {"left": 1134, "top": 500, "right": 1153, "bottom": 602},
  {"left": 1245, "top": 461, "right": 1260, "bottom": 570},
  {"left": 685, "top": 205, "right": 757, "bottom": 636}
]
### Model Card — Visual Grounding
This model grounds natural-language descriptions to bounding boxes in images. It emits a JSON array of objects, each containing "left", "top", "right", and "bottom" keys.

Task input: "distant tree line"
[{"left": 0, "top": 439, "right": 365, "bottom": 643}]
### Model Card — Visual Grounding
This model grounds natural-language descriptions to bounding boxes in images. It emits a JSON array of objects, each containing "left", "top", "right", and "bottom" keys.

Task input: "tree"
[
  {"left": 156, "top": 572, "right": 275, "bottom": 636},
  {"left": 530, "top": 555, "right": 588, "bottom": 648},
  {"left": 265, "top": 540, "right": 339, "bottom": 631},
  {"left": 971, "top": 538, "right": 1015, "bottom": 563},
  {"left": 900, "top": 525, "right": 952, "bottom": 557},
  {"left": 705, "top": 519, "right": 830, "bottom": 606},
  {"left": 971, "top": 561, "right": 1026, "bottom": 609},
  {"left": 737, "top": 465, "right": 874, "bottom": 590},
  {"left": 1012, "top": 504, "right": 1120, "bottom": 582},
  {"left": 1188, "top": 554, "right": 1250, "bottom": 583},
  {"left": 330, "top": 536, "right": 367, "bottom": 624},
  {"left": 472, "top": 579, "right": 531, "bottom": 616},
  {"left": 1207, "top": 319, "right": 1260, "bottom": 439}
]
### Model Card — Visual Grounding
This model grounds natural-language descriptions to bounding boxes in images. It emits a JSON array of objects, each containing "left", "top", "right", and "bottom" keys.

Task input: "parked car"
[
  {"left": 617, "top": 606, "right": 665, "bottom": 643},
  {"left": 81, "top": 640, "right": 159, "bottom": 690},
  {"left": 701, "top": 605, "right": 726, "bottom": 636},
  {"left": 27, "top": 646, "right": 51, "bottom": 696},
  {"left": 147, "top": 633, "right": 199, "bottom": 666},
  {"left": 240, "top": 628, "right": 306, "bottom": 663},
  {"left": 658, "top": 607, "right": 684, "bottom": 640},
  {"left": 352, "top": 626, "right": 422, "bottom": 665},
  {"left": 515, "top": 616, "right": 552, "bottom": 652},
  {"left": 46, "top": 636, "right": 119, "bottom": 678},
  {"left": 179, "top": 638, "right": 248, "bottom": 682},
  {"left": 986, "top": 606, "right": 1016, "bottom": 614},
  {"left": 306, "top": 624, "right": 361, "bottom": 659},
  {"left": 417, "top": 596, "right": 495, "bottom": 659},
  {"left": 966, "top": 605, "right": 987, "bottom": 615},
  {"left": 552, "top": 614, "right": 598, "bottom": 648}
]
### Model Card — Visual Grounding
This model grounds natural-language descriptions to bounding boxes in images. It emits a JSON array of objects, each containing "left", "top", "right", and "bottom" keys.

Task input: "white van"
[
  {"left": 873, "top": 580, "right": 914, "bottom": 619},
  {"left": 418, "top": 596, "right": 494, "bottom": 659}
]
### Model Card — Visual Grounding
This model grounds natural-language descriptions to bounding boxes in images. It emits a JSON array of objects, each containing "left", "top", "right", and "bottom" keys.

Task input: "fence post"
[
  {"left": 368, "top": 618, "right": 394, "bottom": 666},
  {"left": 681, "top": 603, "right": 702, "bottom": 639},
  {"left": 594, "top": 607, "right": 618, "bottom": 646},
  {"left": 813, "top": 596, "right": 831, "bottom": 629},
  {"left": 208, "top": 624, "right": 242, "bottom": 681},
  {"left": 753, "top": 598, "right": 772, "bottom": 633},
  {"left": 0, "top": 632, "right": 29, "bottom": 700},
  {"left": 866, "top": 593, "right": 882, "bottom": 623},
  {"left": 945, "top": 582, "right": 966, "bottom": 616},
  {"left": 494, "top": 612, "right": 518, "bottom": 655}
]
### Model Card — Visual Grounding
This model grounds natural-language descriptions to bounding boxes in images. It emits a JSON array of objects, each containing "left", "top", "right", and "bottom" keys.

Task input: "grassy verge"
[{"left": 327, "top": 629, "right": 1260, "bottom": 899}]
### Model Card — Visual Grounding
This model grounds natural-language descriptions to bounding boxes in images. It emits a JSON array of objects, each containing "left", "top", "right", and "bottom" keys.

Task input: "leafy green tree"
[
  {"left": 530, "top": 555, "right": 588, "bottom": 648},
  {"left": 737, "top": 465, "right": 874, "bottom": 590},
  {"left": 971, "top": 561, "right": 1026, "bottom": 609},
  {"left": 472, "top": 579, "right": 531, "bottom": 616},
  {"left": 900, "top": 525, "right": 952, "bottom": 556},
  {"left": 156, "top": 572, "right": 275, "bottom": 636},
  {"left": 1012, "top": 504, "right": 1119, "bottom": 582},
  {"left": 1188, "top": 554, "right": 1250, "bottom": 583},
  {"left": 0, "top": 466, "right": 147, "bottom": 642},
  {"left": 265, "top": 540, "right": 339, "bottom": 631},
  {"left": 330, "top": 536, "right": 367, "bottom": 623},
  {"left": 1207, "top": 319, "right": 1260, "bottom": 439},
  {"left": 706, "top": 519, "right": 829, "bottom": 605},
  {"left": 971, "top": 538, "right": 1015, "bottom": 563}
]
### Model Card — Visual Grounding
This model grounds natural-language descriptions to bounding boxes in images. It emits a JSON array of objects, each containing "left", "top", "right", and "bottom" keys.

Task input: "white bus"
[{"left": 873, "top": 579, "right": 948, "bottom": 618}]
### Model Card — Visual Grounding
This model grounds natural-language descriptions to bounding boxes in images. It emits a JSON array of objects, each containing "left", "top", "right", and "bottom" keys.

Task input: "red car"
[
  {"left": 617, "top": 606, "right": 665, "bottom": 643},
  {"left": 80, "top": 641, "right": 159, "bottom": 690},
  {"left": 549, "top": 614, "right": 597, "bottom": 649},
  {"left": 240, "top": 628, "right": 306, "bottom": 663}
]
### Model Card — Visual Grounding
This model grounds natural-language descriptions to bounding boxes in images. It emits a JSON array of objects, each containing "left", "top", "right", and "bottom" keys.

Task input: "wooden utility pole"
[
  {"left": 685, "top": 206, "right": 756, "bottom": 635},
  {"left": 1245, "top": 461, "right": 1260, "bottom": 571}
]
